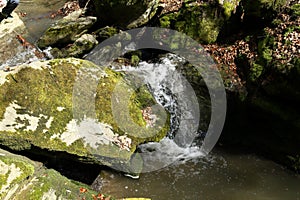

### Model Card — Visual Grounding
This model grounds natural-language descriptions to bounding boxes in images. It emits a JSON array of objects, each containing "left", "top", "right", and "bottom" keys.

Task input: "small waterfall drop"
[{"left": 113, "top": 54, "right": 206, "bottom": 170}]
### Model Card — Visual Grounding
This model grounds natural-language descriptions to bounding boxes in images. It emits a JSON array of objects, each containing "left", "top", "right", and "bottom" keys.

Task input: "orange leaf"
[{"left": 79, "top": 187, "right": 88, "bottom": 193}]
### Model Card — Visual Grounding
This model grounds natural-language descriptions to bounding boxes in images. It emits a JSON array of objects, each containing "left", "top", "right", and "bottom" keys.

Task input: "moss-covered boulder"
[
  {"left": 158, "top": 1, "right": 230, "bottom": 44},
  {"left": 0, "top": 148, "right": 113, "bottom": 200},
  {"left": 0, "top": 58, "right": 169, "bottom": 173},
  {"left": 50, "top": 34, "right": 98, "bottom": 58},
  {"left": 37, "top": 11, "right": 97, "bottom": 49},
  {"left": 94, "top": 26, "right": 120, "bottom": 42}
]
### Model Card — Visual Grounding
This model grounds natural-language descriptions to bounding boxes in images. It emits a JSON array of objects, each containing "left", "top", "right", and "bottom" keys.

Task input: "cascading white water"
[
  {"left": 0, "top": 47, "right": 52, "bottom": 69},
  {"left": 103, "top": 60, "right": 300, "bottom": 199},
  {"left": 113, "top": 54, "right": 206, "bottom": 170}
]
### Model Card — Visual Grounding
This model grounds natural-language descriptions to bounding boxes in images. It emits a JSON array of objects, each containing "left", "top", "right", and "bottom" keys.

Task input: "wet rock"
[
  {"left": 0, "top": 12, "right": 29, "bottom": 67},
  {"left": 0, "top": 58, "right": 169, "bottom": 173},
  {"left": 37, "top": 11, "right": 97, "bottom": 49},
  {"left": 0, "top": 148, "right": 101, "bottom": 200},
  {"left": 95, "top": 26, "right": 120, "bottom": 42},
  {"left": 50, "top": 33, "right": 98, "bottom": 58}
]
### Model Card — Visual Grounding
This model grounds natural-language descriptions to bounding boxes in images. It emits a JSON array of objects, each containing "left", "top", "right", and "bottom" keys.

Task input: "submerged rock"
[{"left": 0, "top": 58, "right": 169, "bottom": 173}]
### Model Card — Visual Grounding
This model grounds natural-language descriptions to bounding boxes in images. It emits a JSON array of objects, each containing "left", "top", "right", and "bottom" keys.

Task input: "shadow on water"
[{"left": 101, "top": 147, "right": 300, "bottom": 200}]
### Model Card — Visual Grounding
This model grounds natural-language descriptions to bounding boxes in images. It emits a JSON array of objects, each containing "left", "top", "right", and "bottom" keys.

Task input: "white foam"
[
  {"left": 114, "top": 55, "right": 203, "bottom": 170},
  {"left": 139, "top": 137, "right": 205, "bottom": 172}
]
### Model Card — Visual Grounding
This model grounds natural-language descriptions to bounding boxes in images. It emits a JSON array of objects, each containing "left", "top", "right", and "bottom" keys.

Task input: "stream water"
[
  {"left": 100, "top": 149, "right": 300, "bottom": 200},
  {"left": 17, "top": 0, "right": 66, "bottom": 42},
  {"left": 2, "top": 1, "right": 300, "bottom": 199},
  {"left": 100, "top": 57, "right": 300, "bottom": 200}
]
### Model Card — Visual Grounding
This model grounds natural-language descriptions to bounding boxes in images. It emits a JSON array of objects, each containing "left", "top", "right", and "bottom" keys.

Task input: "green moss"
[
  {"left": 0, "top": 171, "right": 9, "bottom": 189},
  {"left": 223, "top": 0, "right": 240, "bottom": 19},
  {"left": 0, "top": 157, "right": 35, "bottom": 183},
  {"left": 197, "top": 17, "right": 220, "bottom": 44},
  {"left": 17, "top": 168, "right": 104, "bottom": 200},
  {"left": 291, "top": 3, "right": 300, "bottom": 16},
  {"left": 250, "top": 63, "right": 264, "bottom": 81},
  {"left": 249, "top": 34, "right": 274, "bottom": 81},
  {"left": 95, "top": 26, "right": 119, "bottom": 41},
  {"left": 0, "top": 149, "right": 116, "bottom": 200},
  {"left": 95, "top": 69, "right": 169, "bottom": 145},
  {"left": 158, "top": 3, "right": 225, "bottom": 44},
  {"left": 0, "top": 133, "right": 32, "bottom": 150},
  {"left": 262, "top": 48, "right": 273, "bottom": 63},
  {"left": 37, "top": 17, "right": 96, "bottom": 48},
  {"left": 0, "top": 58, "right": 169, "bottom": 169},
  {"left": 159, "top": 14, "right": 177, "bottom": 28},
  {"left": 288, "top": 155, "right": 300, "bottom": 172},
  {"left": 0, "top": 60, "right": 91, "bottom": 155},
  {"left": 131, "top": 55, "right": 140, "bottom": 67},
  {"left": 0, "top": 155, "right": 35, "bottom": 199}
]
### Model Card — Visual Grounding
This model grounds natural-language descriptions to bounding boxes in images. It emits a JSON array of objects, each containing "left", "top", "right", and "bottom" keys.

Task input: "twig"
[{"left": 82, "top": 0, "right": 92, "bottom": 13}]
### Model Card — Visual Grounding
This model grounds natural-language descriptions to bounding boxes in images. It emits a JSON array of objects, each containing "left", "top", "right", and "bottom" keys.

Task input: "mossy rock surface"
[
  {"left": 51, "top": 34, "right": 99, "bottom": 58},
  {"left": 0, "top": 148, "right": 106, "bottom": 200},
  {"left": 37, "top": 12, "right": 97, "bottom": 49},
  {"left": 158, "top": 1, "right": 227, "bottom": 44},
  {"left": 0, "top": 58, "right": 169, "bottom": 171}
]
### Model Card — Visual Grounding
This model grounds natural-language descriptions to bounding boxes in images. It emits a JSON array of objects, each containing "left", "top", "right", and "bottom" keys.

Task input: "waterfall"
[{"left": 113, "top": 54, "right": 206, "bottom": 171}]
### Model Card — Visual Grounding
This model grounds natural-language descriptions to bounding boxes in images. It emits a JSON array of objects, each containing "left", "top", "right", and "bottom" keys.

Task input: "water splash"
[
  {"left": 139, "top": 137, "right": 205, "bottom": 171},
  {"left": 113, "top": 54, "right": 205, "bottom": 168},
  {"left": 0, "top": 47, "right": 52, "bottom": 70}
]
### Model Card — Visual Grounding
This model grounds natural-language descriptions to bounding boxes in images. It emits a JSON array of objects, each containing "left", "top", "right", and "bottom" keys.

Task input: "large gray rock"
[{"left": 0, "top": 148, "right": 105, "bottom": 200}]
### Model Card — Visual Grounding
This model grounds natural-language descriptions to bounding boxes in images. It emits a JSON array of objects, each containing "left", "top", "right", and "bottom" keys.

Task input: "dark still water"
[{"left": 101, "top": 147, "right": 300, "bottom": 200}]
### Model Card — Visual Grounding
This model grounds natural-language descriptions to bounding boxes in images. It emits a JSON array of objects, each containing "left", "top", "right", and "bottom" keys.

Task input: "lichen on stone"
[{"left": 0, "top": 58, "right": 169, "bottom": 170}]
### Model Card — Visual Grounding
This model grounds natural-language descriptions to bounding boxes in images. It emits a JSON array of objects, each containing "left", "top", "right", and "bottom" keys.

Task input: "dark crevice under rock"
[{"left": 0, "top": 144, "right": 104, "bottom": 185}]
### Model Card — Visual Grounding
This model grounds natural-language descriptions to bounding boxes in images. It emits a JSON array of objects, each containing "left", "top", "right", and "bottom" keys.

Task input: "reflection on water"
[
  {"left": 101, "top": 149, "right": 300, "bottom": 200},
  {"left": 17, "top": 0, "right": 67, "bottom": 42}
]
